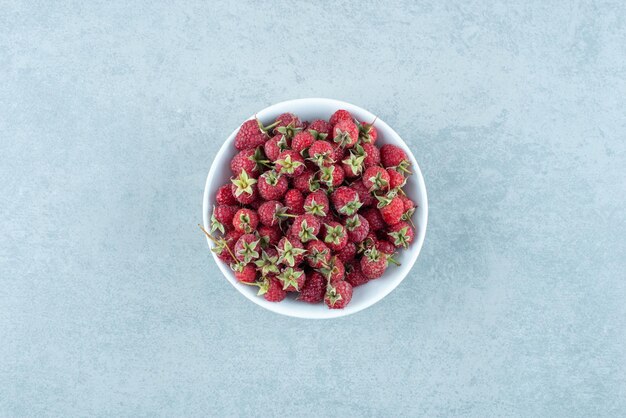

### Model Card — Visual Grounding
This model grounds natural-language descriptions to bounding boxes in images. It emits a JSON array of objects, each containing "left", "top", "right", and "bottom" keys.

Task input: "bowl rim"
[{"left": 202, "top": 98, "right": 428, "bottom": 319}]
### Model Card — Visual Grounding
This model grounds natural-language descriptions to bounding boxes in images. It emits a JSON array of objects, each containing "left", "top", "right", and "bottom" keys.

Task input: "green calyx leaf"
[
  {"left": 238, "top": 239, "right": 260, "bottom": 263},
  {"left": 277, "top": 239, "right": 306, "bottom": 267},
  {"left": 324, "top": 224, "right": 345, "bottom": 245},
  {"left": 342, "top": 151, "right": 365, "bottom": 176},
  {"left": 319, "top": 165, "right": 335, "bottom": 187},
  {"left": 304, "top": 198, "right": 327, "bottom": 217},
  {"left": 238, "top": 212, "right": 253, "bottom": 233},
  {"left": 249, "top": 147, "right": 271, "bottom": 170},
  {"left": 275, "top": 122, "right": 303, "bottom": 139},
  {"left": 257, "top": 118, "right": 280, "bottom": 135},
  {"left": 308, "top": 129, "right": 328, "bottom": 141},
  {"left": 338, "top": 196, "right": 362, "bottom": 216},
  {"left": 307, "top": 246, "right": 329, "bottom": 265},
  {"left": 395, "top": 160, "right": 412, "bottom": 175},
  {"left": 231, "top": 170, "right": 257, "bottom": 197},
  {"left": 367, "top": 171, "right": 389, "bottom": 192},
  {"left": 210, "top": 207, "right": 225, "bottom": 234},
  {"left": 275, "top": 154, "right": 304, "bottom": 175},
  {"left": 325, "top": 285, "right": 343, "bottom": 306},
  {"left": 254, "top": 250, "right": 279, "bottom": 276},
  {"left": 401, "top": 207, "right": 415, "bottom": 222},
  {"left": 344, "top": 214, "right": 361, "bottom": 231},
  {"left": 298, "top": 220, "right": 317, "bottom": 243},
  {"left": 375, "top": 193, "right": 392, "bottom": 209},
  {"left": 262, "top": 170, "right": 281, "bottom": 186},
  {"left": 278, "top": 267, "right": 304, "bottom": 290},
  {"left": 333, "top": 130, "right": 352, "bottom": 148},
  {"left": 388, "top": 227, "right": 410, "bottom": 249},
  {"left": 364, "top": 246, "right": 382, "bottom": 262}
]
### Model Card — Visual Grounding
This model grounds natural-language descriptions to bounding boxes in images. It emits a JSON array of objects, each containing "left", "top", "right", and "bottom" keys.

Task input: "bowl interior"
[{"left": 203, "top": 98, "right": 428, "bottom": 318}]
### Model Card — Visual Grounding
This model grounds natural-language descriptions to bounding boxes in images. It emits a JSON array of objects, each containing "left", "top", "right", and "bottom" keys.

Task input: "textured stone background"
[{"left": 1, "top": 1, "right": 625, "bottom": 416}]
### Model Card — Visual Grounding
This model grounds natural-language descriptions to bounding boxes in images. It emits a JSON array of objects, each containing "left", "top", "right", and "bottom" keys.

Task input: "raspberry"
[
  {"left": 336, "top": 242, "right": 357, "bottom": 263},
  {"left": 308, "top": 140, "right": 335, "bottom": 167},
  {"left": 307, "top": 119, "right": 332, "bottom": 139},
  {"left": 376, "top": 193, "right": 404, "bottom": 226},
  {"left": 387, "top": 221, "right": 415, "bottom": 249},
  {"left": 345, "top": 263, "right": 369, "bottom": 287},
  {"left": 387, "top": 168, "right": 406, "bottom": 189},
  {"left": 322, "top": 221, "right": 348, "bottom": 252},
  {"left": 292, "top": 214, "right": 321, "bottom": 243},
  {"left": 306, "top": 240, "right": 331, "bottom": 268},
  {"left": 298, "top": 271, "right": 326, "bottom": 303},
  {"left": 292, "top": 170, "right": 317, "bottom": 193},
  {"left": 234, "top": 233, "right": 261, "bottom": 264},
  {"left": 230, "top": 170, "right": 258, "bottom": 204},
  {"left": 263, "top": 277, "right": 287, "bottom": 302},
  {"left": 352, "top": 179, "right": 375, "bottom": 207},
  {"left": 232, "top": 208, "right": 259, "bottom": 234},
  {"left": 278, "top": 266, "right": 306, "bottom": 292},
  {"left": 230, "top": 147, "right": 265, "bottom": 178},
  {"left": 284, "top": 189, "right": 305, "bottom": 215},
  {"left": 341, "top": 149, "right": 366, "bottom": 178},
  {"left": 344, "top": 214, "right": 370, "bottom": 243},
  {"left": 325, "top": 280, "right": 353, "bottom": 309},
  {"left": 362, "top": 207, "right": 385, "bottom": 231},
  {"left": 399, "top": 195, "right": 416, "bottom": 222},
  {"left": 331, "top": 119, "right": 359, "bottom": 148},
  {"left": 275, "top": 150, "right": 305, "bottom": 177},
  {"left": 258, "top": 170, "right": 288, "bottom": 200},
  {"left": 376, "top": 239, "right": 396, "bottom": 255},
  {"left": 274, "top": 112, "right": 304, "bottom": 133},
  {"left": 232, "top": 262, "right": 257, "bottom": 283},
  {"left": 264, "top": 134, "right": 287, "bottom": 162},
  {"left": 216, "top": 184, "right": 237, "bottom": 205},
  {"left": 329, "top": 109, "right": 353, "bottom": 126},
  {"left": 319, "top": 164, "right": 345, "bottom": 188},
  {"left": 357, "top": 120, "right": 378, "bottom": 144},
  {"left": 254, "top": 249, "right": 280, "bottom": 277},
  {"left": 276, "top": 236, "right": 306, "bottom": 267},
  {"left": 360, "top": 246, "right": 388, "bottom": 279},
  {"left": 257, "top": 200, "right": 290, "bottom": 227},
  {"left": 303, "top": 190, "right": 330, "bottom": 217},
  {"left": 331, "top": 186, "right": 362, "bottom": 216},
  {"left": 211, "top": 205, "right": 238, "bottom": 232},
  {"left": 363, "top": 166, "right": 390, "bottom": 192},
  {"left": 362, "top": 143, "right": 380, "bottom": 167},
  {"left": 211, "top": 230, "right": 240, "bottom": 262},
  {"left": 291, "top": 131, "right": 315, "bottom": 155},
  {"left": 258, "top": 225, "right": 282, "bottom": 247},
  {"left": 380, "top": 144, "right": 411, "bottom": 174},
  {"left": 235, "top": 119, "right": 275, "bottom": 150},
  {"left": 321, "top": 256, "right": 345, "bottom": 284}
]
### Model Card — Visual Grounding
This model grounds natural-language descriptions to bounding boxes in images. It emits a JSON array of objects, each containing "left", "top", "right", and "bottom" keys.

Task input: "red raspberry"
[
  {"left": 344, "top": 214, "right": 370, "bottom": 243},
  {"left": 292, "top": 214, "right": 321, "bottom": 243},
  {"left": 322, "top": 221, "right": 348, "bottom": 252},
  {"left": 230, "top": 148, "right": 264, "bottom": 178},
  {"left": 275, "top": 150, "right": 305, "bottom": 177},
  {"left": 363, "top": 166, "right": 390, "bottom": 192},
  {"left": 264, "top": 134, "right": 287, "bottom": 162},
  {"left": 308, "top": 140, "right": 335, "bottom": 167},
  {"left": 377, "top": 193, "right": 404, "bottom": 226},
  {"left": 298, "top": 271, "right": 326, "bottom": 303},
  {"left": 387, "top": 221, "right": 415, "bottom": 249},
  {"left": 387, "top": 168, "right": 406, "bottom": 189},
  {"left": 380, "top": 144, "right": 411, "bottom": 174},
  {"left": 234, "top": 233, "right": 261, "bottom": 264},
  {"left": 360, "top": 246, "right": 388, "bottom": 279},
  {"left": 352, "top": 179, "right": 375, "bottom": 207},
  {"left": 216, "top": 184, "right": 237, "bottom": 205},
  {"left": 291, "top": 131, "right": 315, "bottom": 155},
  {"left": 325, "top": 280, "right": 353, "bottom": 309},
  {"left": 362, "top": 207, "right": 385, "bottom": 231},
  {"left": 230, "top": 170, "right": 258, "bottom": 204},
  {"left": 329, "top": 109, "right": 353, "bottom": 126},
  {"left": 319, "top": 164, "right": 344, "bottom": 188},
  {"left": 357, "top": 121, "right": 378, "bottom": 144},
  {"left": 345, "top": 263, "right": 369, "bottom": 287},
  {"left": 257, "top": 200, "right": 289, "bottom": 227},
  {"left": 258, "top": 225, "right": 282, "bottom": 247},
  {"left": 376, "top": 239, "right": 396, "bottom": 254},
  {"left": 254, "top": 248, "right": 280, "bottom": 277},
  {"left": 232, "top": 208, "right": 259, "bottom": 234},
  {"left": 306, "top": 240, "right": 331, "bottom": 268},
  {"left": 258, "top": 170, "right": 288, "bottom": 200},
  {"left": 341, "top": 149, "right": 365, "bottom": 178},
  {"left": 303, "top": 190, "right": 330, "bottom": 217},
  {"left": 336, "top": 242, "right": 357, "bottom": 263},
  {"left": 331, "top": 186, "right": 362, "bottom": 216},
  {"left": 211, "top": 229, "right": 240, "bottom": 262},
  {"left": 263, "top": 277, "right": 287, "bottom": 302},
  {"left": 331, "top": 119, "right": 359, "bottom": 148},
  {"left": 292, "top": 170, "right": 317, "bottom": 193},
  {"left": 362, "top": 143, "right": 380, "bottom": 167},
  {"left": 235, "top": 119, "right": 272, "bottom": 150},
  {"left": 232, "top": 262, "right": 257, "bottom": 283},
  {"left": 274, "top": 112, "right": 304, "bottom": 131},
  {"left": 307, "top": 119, "right": 332, "bottom": 139},
  {"left": 400, "top": 195, "right": 415, "bottom": 212},
  {"left": 277, "top": 266, "right": 306, "bottom": 292},
  {"left": 322, "top": 256, "right": 345, "bottom": 284},
  {"left": 212, "top": 205, "right": 238, "bottom": 229},
  {"left": 283, "top": 189, "right": 305, "bottom": 215},
  {"left": 276, "top": 236, "right": 306, "bottom": 267}
]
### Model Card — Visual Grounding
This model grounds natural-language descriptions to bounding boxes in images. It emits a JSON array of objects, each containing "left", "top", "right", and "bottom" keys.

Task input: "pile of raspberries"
[{"left": 203, "top": 109, "right": 416, "bottom": 309}]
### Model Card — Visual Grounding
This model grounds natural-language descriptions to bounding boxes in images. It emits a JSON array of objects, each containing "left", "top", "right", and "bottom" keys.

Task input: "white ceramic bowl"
[{"left": 203, "top": 98, "right": 428, "bottom": 318}]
